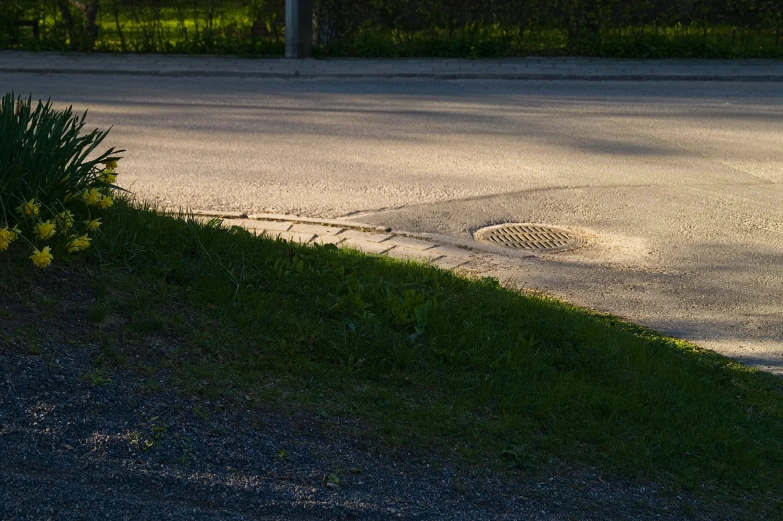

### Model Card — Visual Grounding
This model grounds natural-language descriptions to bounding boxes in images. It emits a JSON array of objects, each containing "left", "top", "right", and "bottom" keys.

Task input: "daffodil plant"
[{"left": 0, "top": 93, "right": 124, "bottom": 269}]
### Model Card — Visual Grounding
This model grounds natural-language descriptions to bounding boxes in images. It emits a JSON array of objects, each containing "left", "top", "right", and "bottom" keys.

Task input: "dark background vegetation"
[{"left": 1, "top": 0, "right": 782, "bottom": 58}]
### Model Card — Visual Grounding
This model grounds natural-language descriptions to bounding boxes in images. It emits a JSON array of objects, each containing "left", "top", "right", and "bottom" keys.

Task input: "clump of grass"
[{"left": 81, "top": 368, "right": 112, "bottom": 386}]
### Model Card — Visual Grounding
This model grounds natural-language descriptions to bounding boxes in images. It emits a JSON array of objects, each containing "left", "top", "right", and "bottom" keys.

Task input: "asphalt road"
[{"left": 3, "top": 74, "right": 782, "bottom": 373}]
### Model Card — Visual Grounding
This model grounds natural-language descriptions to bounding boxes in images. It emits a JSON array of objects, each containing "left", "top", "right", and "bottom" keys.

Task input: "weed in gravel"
[
  {"left": 139, "top": 379, "right": 164, "bottom": 394},
  {"left": 148, "top": 418, "right": 168, "bottom": 440},
  {"left": 81, "top": 368, "right": 112, "bottom": 386},
  {"left": 128, "top": 430, "right": 154, "bottom": 451},
  {"left": 177, "top": 436, "right": 195, "bottom": 465},
  {"left": 96, "top": 341, "right": 126, "bottom": 368},
  {"left": 192, "top": 404, "right": 211, "bottom": 421}
]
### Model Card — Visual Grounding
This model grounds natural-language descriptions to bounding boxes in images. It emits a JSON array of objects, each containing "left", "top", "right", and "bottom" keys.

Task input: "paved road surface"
[{"left": 2, "top": 72, "right": 782, "bottom": 373}]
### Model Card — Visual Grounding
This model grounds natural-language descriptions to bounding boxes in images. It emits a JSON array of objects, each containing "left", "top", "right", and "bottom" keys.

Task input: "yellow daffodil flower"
[
  {"left": 82, "top": 188, "right": 102, "bottom": 206},
  {"left": 99, "top": 171, "right": 118, "bottom": 184},
  {"left": 0, "top": 227, "right": 13, "bottom": 251},
  {"left": 15, "top": 199, "right": 40, "bottom": 217},
  {"left": 104, "top": 159, "right": 118, "bottom": 170},
  {"left": 57, "top": 210, "right": 74, "bottom": 230},
  {"left": 84, "top": 218, "right": 102, "bottom": 231},
  {"left": 67, "top": 234, "right": 91, "bottom": 253},
  {"left": 33, "top": 220, "right": 57, "bottom": 240},
  {"left": 0, "top": 226, "right": 22, "bottom": 251},
  {"left": 98, "top": 195, "right": 114, "bottom": 209},
  {"left": 30, "top": 246, "right": 53, "bottom": 268}
]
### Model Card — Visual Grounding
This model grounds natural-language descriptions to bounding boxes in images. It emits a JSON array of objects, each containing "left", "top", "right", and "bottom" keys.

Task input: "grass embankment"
[{"left": 3, "top": 200, "right": 782, "bottom": 516}]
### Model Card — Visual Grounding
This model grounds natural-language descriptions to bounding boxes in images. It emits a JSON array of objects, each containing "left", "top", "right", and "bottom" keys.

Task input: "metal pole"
[{"left": 285, "top": 0, "right": 313, "bottom": 58}]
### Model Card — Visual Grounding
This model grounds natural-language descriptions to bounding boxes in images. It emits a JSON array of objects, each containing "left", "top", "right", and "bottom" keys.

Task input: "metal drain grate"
[{"left": 474, "top": 223, "right": 582, "bottom": 253}]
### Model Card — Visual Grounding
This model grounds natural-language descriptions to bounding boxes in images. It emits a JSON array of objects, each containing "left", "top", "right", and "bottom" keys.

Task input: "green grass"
[
  {"left": 92, "top": 6, "right": 284, "bottom": 54},
  {"left": 9, "top": 7, "right": 783, "bottom": 58},
  {"left": 3, "top": 199, "right": 783, "bottom": 517},
  {"left": 17, "top": 7, "right": 284, "bottom": 54},
  {"left": 318, "top": 24, "right": 783, "bottom": 59}
]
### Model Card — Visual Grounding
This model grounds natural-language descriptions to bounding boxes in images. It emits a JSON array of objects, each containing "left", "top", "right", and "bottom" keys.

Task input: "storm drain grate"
[{"left": 474, "top": 223, "right": 582, "bottom": 253}]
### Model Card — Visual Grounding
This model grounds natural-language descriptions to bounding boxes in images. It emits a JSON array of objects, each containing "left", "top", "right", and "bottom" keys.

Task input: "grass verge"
[
  {"left": 9, "top": 11, "right": 783, "bottom": 59},
  {"left": 3, "top": 199, "right": 782, "bottom": 518}
]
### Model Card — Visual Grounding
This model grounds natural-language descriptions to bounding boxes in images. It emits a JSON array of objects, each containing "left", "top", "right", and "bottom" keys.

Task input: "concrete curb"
[
  {"left": 2, "top": 52, "right": 782, "bottom": 81},
  {"left": 188, "top": 209, "right": 386, "bottom": 233},
  {"left": 0, "top": 67, "right": 293, "bottom": 79},
  {"left": 183, "top": 209, "right": 538, "bottom": 261},
  {"left": 4, "top": 66, "right": 783, "bottom": 82}
]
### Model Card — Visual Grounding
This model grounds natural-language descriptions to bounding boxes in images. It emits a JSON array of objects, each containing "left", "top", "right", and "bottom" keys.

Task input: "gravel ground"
[{"left": 0, "top": 342, "right": 744, "bottom": 521}]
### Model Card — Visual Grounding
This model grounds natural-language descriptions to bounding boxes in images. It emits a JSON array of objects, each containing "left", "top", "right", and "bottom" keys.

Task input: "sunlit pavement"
[{"left": 2, "top": 56, "right": 782, "bottom": 373}]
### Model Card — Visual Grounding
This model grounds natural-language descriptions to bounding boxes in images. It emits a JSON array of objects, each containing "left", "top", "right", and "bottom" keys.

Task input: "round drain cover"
[{"left": 474, "top": 223, "right": 582, "bottom": 253}]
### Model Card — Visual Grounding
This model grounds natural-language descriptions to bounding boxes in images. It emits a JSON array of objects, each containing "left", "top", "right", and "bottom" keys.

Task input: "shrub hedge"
[{"left": 3, "top": 0, "right": 782, "bottom": 57}]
